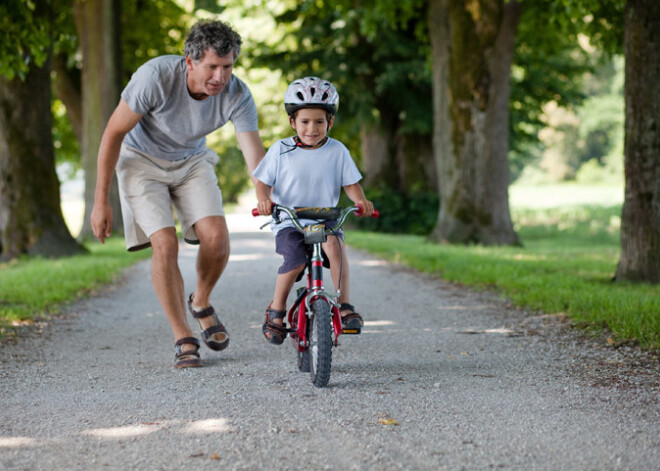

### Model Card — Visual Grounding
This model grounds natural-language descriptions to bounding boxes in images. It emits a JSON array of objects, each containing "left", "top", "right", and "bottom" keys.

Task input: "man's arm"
[
  {"left": 90, "top": 99, "right": 143, "bottom": 243},
  {"left": 235, "top": 130, "right": 266, "bottom": 187}
]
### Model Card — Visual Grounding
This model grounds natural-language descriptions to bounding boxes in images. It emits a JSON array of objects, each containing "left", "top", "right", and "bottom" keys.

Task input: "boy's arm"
[
  {"left": 256, "top": 180, "right": 274, "bottom": 215},
  {"left": 343, "top": 183, "right": 374, "bottom": 217}
]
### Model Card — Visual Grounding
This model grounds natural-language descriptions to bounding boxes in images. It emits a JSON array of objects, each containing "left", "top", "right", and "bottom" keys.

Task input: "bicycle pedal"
[{"left": 342, "top": 328, "right": 361, "bottom": 335}]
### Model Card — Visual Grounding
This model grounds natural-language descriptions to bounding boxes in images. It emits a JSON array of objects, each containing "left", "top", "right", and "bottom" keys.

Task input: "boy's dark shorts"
[{"left": 275, "top": 225, "right": 344, "bottom": 275}]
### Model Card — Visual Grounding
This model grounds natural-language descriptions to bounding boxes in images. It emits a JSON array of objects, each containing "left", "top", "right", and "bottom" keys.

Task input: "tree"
[
  {"left": 0, "top": 0, "right": 83, "bottom": 259},
  {"left": 73, "top": 0, "right": 123, "bottom": 240},
  {"left": 429, "top": 0, "right": 521, "bottom": 245},
  {"left": 614, "top": 0, "right": 660, "bottom": 282}
]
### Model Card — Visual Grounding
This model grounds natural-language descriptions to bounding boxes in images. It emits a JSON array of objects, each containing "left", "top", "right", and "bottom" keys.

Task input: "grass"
[
  {"left": 0, "top": 238, "right": 150, "bottom": 337},
  {"left": 347, "top": 203, "right": 660, "bottom": 350}
]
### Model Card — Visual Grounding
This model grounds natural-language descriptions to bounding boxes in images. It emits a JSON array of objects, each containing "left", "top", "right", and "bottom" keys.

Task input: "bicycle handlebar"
[{"left": 252, "top": 204, "right": 379, "bottom": 233}]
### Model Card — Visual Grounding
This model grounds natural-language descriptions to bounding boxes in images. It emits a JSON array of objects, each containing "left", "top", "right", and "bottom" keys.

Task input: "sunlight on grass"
[{"left": 348, "top": 195, "right": 660, "bottom": 350}]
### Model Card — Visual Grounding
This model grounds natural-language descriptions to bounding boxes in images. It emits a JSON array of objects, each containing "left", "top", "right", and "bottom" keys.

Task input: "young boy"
[{"left": 253, "top": 76, "right": 374, "bottom": 345}]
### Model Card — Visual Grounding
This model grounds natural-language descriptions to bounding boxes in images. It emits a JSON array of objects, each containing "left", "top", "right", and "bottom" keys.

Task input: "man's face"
[{"left": 186, "top": 48, "right": 235, "bottom": 99}]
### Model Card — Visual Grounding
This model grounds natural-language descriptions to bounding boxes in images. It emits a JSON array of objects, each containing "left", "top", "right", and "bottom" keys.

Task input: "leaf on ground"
[
  {"left": 210, "top": 453, "right": 220, "bottom": 460},
  {"left": 379, "top": 418, "right": 399, "bottom": 426}
]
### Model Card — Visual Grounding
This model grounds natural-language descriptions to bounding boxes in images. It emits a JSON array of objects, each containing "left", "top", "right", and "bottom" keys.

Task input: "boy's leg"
[
  {"left": 322, "top": 236, "right": 351, "bottom": 307},
  {"left": 263, "top": 264, "right": 304, "bottom": 343},
  {"left": 270, "top": 264, "right": 305, "bottom": 318},
  {"left": 323, "top": 236, "right": 363, "bottom": 330}
]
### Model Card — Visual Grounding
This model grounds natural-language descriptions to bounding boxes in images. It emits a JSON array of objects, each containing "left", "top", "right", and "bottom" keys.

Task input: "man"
[{"left": 90, "top": 20, "right": 265, "bottom": 368}]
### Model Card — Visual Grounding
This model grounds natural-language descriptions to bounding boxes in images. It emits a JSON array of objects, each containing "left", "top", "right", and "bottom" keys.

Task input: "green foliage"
[
  {"left": 0, "top": 0, "right": 52, "bottom": 80},
  {"left": 509, "top": 0, "right": 596, "bottom": 180},
  {"left": 0, "top": 238, "right": 149, "bottom": 333},
  {"left": 341, "top": 186, "right": 438, "bottom": 235},
  {"left": 348, "top": 203, "right": 659, "bottom": 349},
  {"left": 248, "top": 0, "right": 433, "bottom": 155},
  {"left": 52, "top": 100, "right": 80, "bottom": 168},
  {"left": 120, "top": 0, "right": 191, "bottom": 86},
  {"left": 215, "top": 146, "right": 252, "bottom": 203}
]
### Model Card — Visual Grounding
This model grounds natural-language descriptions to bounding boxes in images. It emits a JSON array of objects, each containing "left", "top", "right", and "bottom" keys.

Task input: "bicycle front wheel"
[{"left": 309, "top": 298, "right": 333, "bottom": 387}]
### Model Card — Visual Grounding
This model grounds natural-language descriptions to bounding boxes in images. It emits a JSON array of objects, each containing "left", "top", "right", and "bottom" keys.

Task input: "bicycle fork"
[{"left": 291, "top": 242, "right": 343, "bottom": 351}]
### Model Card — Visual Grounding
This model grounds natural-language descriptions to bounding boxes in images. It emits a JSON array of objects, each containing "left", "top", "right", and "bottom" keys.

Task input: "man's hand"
[{"left": 90, "top": 201, "right": 113, "bottom": 244}]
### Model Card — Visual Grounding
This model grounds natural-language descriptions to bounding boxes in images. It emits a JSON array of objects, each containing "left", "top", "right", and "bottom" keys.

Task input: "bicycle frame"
[{"left": 288, "top": 240, "right": 343, "bottom": 352}]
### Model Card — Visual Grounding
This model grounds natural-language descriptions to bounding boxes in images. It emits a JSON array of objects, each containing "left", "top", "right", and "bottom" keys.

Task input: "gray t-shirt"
[
  {"left": 253, "top": 137, "right": 362, "bottom": 234},
  {"left": 121, "top": 55, "right": 259, "bottom": 161}
]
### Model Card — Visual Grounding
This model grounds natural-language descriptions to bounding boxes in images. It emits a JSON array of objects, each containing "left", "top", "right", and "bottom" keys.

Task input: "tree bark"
[
  {"left": 429, "top": 0, "right": 520, "bottom": 245},
  {"left": 615, "top": 0, "right": 660, "bottom": 283},
  {"left": 0, "top": 57, "right": 84, "bottom": 259},
  {"left": 52, "top": 53, "right": 83, "bottom": 144},
  {"left": 74, "top": 0, "right": 123, "bottom": 240}
]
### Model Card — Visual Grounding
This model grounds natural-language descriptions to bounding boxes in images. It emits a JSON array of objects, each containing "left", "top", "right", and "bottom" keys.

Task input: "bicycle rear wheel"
[{"left": 309, "top": 298, "right": 333, "bottom": 387}]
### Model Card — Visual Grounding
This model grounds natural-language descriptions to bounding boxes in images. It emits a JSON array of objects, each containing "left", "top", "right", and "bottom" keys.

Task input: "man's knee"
[
  {"left": 196, "top": 217, "right": 230, "bottom": 258},
  {"left": 150, "top": 228, "right": 180, "bottom": 263}
]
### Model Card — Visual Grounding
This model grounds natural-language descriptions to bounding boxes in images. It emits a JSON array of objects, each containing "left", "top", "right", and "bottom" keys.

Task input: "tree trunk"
[
  {"left": 0, "top": 58, "right": 84, "bottom": 259},
  {"left": 52, "top": 53, "right": 83, "bottom": 144},
  {"left": 74, "top": 0, "right": 123, "bottom": 240},
  {"left": 429, "top": 0, "right": 520, "bottom": 245},
  {"left": 361, "top": 122, "right": 436, "bottom": 194},
  {"left": 360, "top": 124, "right": 391, "bottom": 188},
  {"left": 615, "top": 0, "right": 660, "bottom": 283}
]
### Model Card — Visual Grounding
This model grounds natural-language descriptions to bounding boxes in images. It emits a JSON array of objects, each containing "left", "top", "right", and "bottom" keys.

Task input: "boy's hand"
[
  {"left": 356, "top": 199, "right": 375, "bottom": 217},
  {"left": 257, "top": 198, "right": 273, "bottom": 215}
]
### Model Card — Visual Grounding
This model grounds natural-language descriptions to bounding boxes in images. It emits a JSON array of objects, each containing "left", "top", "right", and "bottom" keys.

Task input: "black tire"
[{"left": 309, "top": 298, "right": 333, "bottom": 387}]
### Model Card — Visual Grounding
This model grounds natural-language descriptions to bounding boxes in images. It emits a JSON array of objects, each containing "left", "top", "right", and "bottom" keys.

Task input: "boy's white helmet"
[{"left": 284, "top": 76, "right": 339, "bottom": 116}]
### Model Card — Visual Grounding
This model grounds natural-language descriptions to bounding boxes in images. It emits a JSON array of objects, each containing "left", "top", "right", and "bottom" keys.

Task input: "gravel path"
[{"left": 1, "top": 207, "right": 659, "bottom": 470}]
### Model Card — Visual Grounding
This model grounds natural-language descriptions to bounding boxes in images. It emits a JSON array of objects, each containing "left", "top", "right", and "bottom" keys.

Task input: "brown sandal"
[
  {"left": 174, "top": 337, "right": 202, "bottom": 368},
  {"left": 340, "top": 303, "right": 364, "bottom": 334},
  {"left": 188, "top": 294, "right": 229, "bottom": 351},
  {"left": 262, "top": 306, "right": 287, "bottom": 345}
]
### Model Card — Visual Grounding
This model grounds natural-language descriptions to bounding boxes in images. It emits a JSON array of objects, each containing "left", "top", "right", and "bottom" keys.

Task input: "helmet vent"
[{"left": 296, "top": 92, "right": 304, "bottom": 100}]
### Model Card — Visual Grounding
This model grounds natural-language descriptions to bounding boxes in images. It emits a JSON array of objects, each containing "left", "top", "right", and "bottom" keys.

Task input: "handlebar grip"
[
  {"left": 355, "top": 204, "right": 380, "bottom": 218},
  {"left": 252, "top": 203, "right": 277, "bottom": 217}
]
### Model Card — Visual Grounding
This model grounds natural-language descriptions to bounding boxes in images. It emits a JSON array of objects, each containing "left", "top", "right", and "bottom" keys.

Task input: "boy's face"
[{"left": 290, "top": 108, "right": 334, "bottom": 148}]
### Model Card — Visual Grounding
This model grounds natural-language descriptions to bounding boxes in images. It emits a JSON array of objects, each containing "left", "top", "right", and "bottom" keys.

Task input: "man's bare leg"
[
  {"left": 150, "top": 227, "right": 195, "bottom": 348},
  {"left": 189, "top": 215, "right": 230, "bottom": 341}
]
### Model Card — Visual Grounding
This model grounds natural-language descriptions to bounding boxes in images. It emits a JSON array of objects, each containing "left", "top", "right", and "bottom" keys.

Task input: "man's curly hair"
[{"left": 184, "top": 20, "right": 242, "bottom": 62}]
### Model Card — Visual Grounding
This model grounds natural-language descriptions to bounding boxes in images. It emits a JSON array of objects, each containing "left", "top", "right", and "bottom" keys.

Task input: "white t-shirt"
[
  {"left": 253, "top": 137, "right": 362, "bottom": 234},
  {"left": 121, "top": 55, "right": 259, "bottom": 161}
]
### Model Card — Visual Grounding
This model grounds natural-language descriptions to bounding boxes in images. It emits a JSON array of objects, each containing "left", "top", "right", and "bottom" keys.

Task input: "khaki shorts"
[{"left": 116, "top": 145, "right": 225, "bottom": 251}]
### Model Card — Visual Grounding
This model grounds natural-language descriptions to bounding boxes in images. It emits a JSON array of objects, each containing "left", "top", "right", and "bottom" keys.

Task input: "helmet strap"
[{"left": 294, "top": 135, "right": 328, "bottom": 149}]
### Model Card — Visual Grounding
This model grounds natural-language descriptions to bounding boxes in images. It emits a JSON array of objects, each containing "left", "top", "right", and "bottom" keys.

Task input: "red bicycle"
[{"left": 253, "top": 204, "right": 379, "bottom": 387}]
